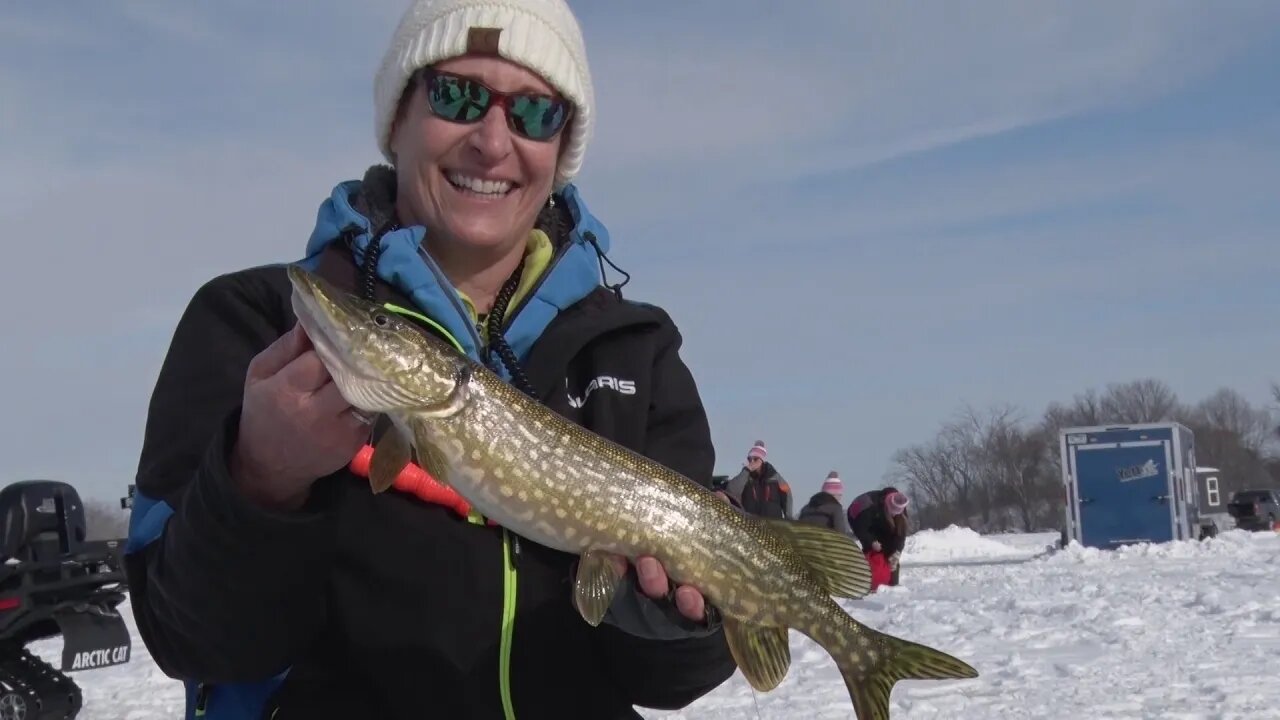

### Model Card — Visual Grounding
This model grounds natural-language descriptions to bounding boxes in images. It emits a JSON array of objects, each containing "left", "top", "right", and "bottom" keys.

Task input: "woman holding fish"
[{"left": 124, "top": 0, "right": 740, "bottom": 717}]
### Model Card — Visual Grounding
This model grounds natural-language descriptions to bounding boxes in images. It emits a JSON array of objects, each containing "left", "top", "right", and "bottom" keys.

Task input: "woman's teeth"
[{"left": 446, "top": 171, "right": 512, "bottom": 196}]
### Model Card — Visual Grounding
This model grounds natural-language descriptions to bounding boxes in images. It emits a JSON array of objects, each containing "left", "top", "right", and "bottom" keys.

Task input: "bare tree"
[
  {"left": 1177, "top": 387, "right": 1276, "bottom": 493},
  {"left": 1100, "top": 379, "right": 1180, "bottom": 423},
  {"left": 1042, "top": 379, "right": 1178, "bottom": 431},
  {"left": 1191, "top": 388, "right": 1272, "bottom": 454},
  {"left": 891, "top": 442, "right": 949, "bottom": 509},
  {"left": 1042, "top": 389, "right": 1106, "bottom": 435},
  {"left": 979, "top": 408, "right": 1054, "bottom": 531},
  {"left": 940, "top": 406, "right": 993, "bottom": 526},
  {"left": 892, "top": 404, "right": 1061, "bottom": 532}
]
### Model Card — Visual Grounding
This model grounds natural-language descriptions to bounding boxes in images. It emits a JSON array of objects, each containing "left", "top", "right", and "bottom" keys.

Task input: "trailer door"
[{"left": 1074, "top": 440, "right": 1175, "bottom": 547}]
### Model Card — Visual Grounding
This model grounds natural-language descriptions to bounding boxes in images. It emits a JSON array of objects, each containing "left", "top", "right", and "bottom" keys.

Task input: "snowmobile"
[{"left": 0, "top": 480, "right": 132, "bottom": 719}]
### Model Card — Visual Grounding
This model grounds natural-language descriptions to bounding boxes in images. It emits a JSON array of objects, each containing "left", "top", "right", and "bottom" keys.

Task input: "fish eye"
[{"left": 373, "top": 313, "right": 391, "bottom": 327}]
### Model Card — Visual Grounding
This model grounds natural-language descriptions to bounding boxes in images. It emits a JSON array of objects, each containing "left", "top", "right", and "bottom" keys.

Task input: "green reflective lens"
[{"left": 423, "top": 71, "right": 569, "bottom": 141}]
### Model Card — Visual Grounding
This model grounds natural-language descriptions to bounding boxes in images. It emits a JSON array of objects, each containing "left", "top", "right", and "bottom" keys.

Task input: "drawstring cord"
[
  {"left": 485, "top": 257, "right": 538, "bottom": 398},
  {"left": 583, "top": 230, "right": 630, "bottom": 299}
]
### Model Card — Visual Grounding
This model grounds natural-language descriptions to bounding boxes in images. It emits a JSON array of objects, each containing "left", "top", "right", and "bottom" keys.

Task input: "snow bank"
[
  {"left": 901, "top": 525, "right": 1041, "bottom": 564},
  {"left": 1048, "top": 528, "right": 1277, "bottom": 565}
]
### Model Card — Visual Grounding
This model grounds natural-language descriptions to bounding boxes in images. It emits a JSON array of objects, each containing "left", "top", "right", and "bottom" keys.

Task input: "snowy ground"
[{"left": 32, "top": 528, "right": 1280, "bottom": 719}]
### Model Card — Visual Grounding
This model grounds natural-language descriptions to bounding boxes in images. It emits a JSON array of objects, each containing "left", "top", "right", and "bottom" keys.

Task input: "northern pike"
[{"left": 286, "top": 264, "right": 978, "bottom": 719}]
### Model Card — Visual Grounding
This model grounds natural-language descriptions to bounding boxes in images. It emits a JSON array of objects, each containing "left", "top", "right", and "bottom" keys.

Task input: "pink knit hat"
[
  {"left": 821, "top": 471, "right": 843, "bottom": 496},
  {"left": 885, "top": 491, "right": 910, "bottom": 516},
  {"left": 747, "top": 440, "right": 767, "bottom": 461}
]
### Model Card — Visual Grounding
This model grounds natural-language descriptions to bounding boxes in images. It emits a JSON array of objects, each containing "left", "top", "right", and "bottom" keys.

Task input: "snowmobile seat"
[{"left": 0, "top": 480, "right": 89, "bottom": 564}]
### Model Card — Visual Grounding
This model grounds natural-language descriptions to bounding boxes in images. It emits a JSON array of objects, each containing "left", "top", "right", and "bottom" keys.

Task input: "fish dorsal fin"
[{"left": 764, "top": 520, "right": 872, "bottom": 599}]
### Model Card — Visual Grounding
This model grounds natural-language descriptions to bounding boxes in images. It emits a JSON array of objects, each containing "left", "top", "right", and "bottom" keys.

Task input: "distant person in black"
[
  {"left": 798, "top": 471, "right": 853, "bottom": 535},
  {"left": 846, "top": 487, "right": 911, "bottom": 590},
  {"left": 725, "top": 440, "right": 793, "bottom": 519}
]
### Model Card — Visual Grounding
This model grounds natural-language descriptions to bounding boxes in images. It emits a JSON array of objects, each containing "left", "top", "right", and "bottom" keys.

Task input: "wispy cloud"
[
  {"left": 1, "top": 1, "right": 1277, "bottom": 504},
  {"left": 583, "top": 1, "right": 1280, "bottom": 176}
]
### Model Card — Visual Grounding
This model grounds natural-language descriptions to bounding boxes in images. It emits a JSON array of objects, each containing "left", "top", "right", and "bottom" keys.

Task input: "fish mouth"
[
  {"left": 286, "top": 264, "right": 453, "bottom": 415},
  {"left": 287, "top": 265, "right": 380, "bottom": 388}
]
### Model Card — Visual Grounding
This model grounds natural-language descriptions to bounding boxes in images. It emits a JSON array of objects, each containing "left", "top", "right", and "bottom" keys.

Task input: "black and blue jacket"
[{"left": 124, "top": 166, "right": 736, "bottom": 720}]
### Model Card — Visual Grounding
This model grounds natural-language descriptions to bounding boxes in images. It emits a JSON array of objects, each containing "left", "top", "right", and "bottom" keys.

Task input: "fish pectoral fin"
[
  {"left": 572, "top": 549, "right": 626, "bottom": 627},
  {"left": 369, "top": 423, "right": 414, "bottom": 494},
  {"left": 723, "top": 618, "right": 791, "bottom": 692},
  {"left": 415, "top": 363, "right": 473, "bottom": 419},
  {"left": 410, "top": 426, "right": 455, "bottom": 491},
  {"left": 765, "top": 520, "right": 873, "bottom": 599}
]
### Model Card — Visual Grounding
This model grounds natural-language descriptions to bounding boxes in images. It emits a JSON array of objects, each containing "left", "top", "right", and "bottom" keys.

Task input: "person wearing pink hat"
[
  {"left": 724, "top": 440, "right": 793, "bottom": 519},
  {"left": 845, "top": 486, "right": 912, "bottom": 590},
  {"left": 798, "top": 471, "right": 854, "bottom": 535}
]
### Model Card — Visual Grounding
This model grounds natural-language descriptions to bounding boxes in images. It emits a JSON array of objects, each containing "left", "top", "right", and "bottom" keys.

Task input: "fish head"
[{"left": 286, "top": 264, "right": 465, "bottom": 414}]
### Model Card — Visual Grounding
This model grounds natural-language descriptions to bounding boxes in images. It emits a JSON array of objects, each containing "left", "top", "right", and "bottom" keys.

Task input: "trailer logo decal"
[{"left": 1117, "top": 459, "right": 1159, "bottom": 483}]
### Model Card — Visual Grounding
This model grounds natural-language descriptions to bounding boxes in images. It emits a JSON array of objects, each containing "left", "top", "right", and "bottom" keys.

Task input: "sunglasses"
[{"left": 419, "top": 69, "right": 572, "bottom": 142}]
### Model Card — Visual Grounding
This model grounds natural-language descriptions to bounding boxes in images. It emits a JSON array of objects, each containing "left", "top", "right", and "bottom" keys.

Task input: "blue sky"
[{"left": 2, "top": 0, "right": 1279, "bottom": 509}]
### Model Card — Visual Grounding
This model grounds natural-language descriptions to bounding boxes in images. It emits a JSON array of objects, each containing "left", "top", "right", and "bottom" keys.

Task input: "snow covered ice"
[
  {"left": 31, "top": 529, "right": 1280, "bottom": 719},
  {"left": 646, "top": 528, "right": 1280, "bottom": 720}
]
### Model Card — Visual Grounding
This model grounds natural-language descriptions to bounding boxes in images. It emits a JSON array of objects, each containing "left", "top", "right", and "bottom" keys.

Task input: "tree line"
[{"left": 889, "top": 379, "right": 1280, "bottom": 533}]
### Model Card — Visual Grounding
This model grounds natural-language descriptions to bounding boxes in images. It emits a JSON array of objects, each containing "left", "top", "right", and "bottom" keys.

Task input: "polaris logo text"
[
  {"left": 568, "top": 376, "right": 636, "bottom": 408},
  {"left": 70, "top": 645, "right": 130, "bottom": 670}
]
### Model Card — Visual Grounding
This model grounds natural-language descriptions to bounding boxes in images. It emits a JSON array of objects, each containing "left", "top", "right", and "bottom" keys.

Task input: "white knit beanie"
[{"left": 374, "top": 0, "right": 595, "bottom": 191}]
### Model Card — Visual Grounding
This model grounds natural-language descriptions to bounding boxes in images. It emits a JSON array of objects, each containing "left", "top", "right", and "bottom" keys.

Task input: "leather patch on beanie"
[{"left": 467, "top": 27, "right": 503, "bottom": 55}]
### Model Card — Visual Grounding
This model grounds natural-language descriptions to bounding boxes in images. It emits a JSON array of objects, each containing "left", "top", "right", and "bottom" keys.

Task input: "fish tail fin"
[{"left": 835, "top": 626, "right": 978, "bottom": 720}]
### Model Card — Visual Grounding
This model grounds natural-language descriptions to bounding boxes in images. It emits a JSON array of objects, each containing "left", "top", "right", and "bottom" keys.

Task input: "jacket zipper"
[
  {"left": 499, "top": 241, "right": 572, "bottom": 333},
  {"left": 415, "top": 245, "right": 486, "bottom": 355}
]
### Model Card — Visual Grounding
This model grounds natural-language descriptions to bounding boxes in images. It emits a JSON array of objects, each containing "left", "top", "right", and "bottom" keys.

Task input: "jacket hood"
[{"left": 296, "top": 165, "right": 615, "bottom": 378}]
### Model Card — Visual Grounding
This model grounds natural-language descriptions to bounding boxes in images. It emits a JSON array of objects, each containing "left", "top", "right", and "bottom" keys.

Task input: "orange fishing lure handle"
[{"left": 349, "top": 444, "right": 494, "bottom": 526}]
